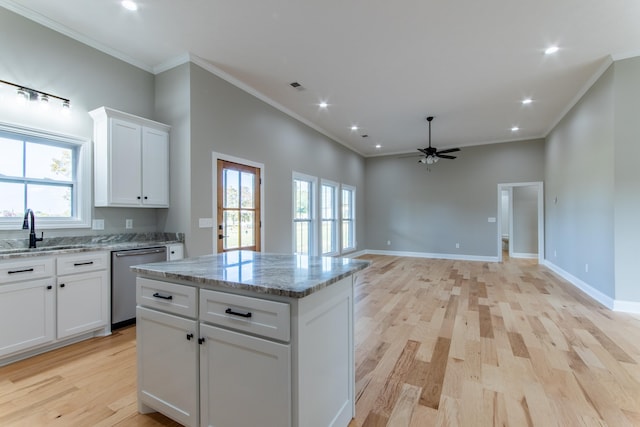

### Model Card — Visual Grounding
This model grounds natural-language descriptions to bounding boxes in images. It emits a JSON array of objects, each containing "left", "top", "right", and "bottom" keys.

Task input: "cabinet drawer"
[
  {"left": 137, "top": 278, "right": 197, "bottom": 318},
  {"left": 200, "top": 290, "right": 290, "bottom": 342},
  {"left": 0, "top": 257, "right": 55, "bottom": 284},
  {"left": 57, "top": 252, "right": 109, "bottom": 276}
]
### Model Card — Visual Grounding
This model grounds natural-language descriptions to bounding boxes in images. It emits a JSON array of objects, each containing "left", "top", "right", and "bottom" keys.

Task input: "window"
[
  {"left": 320, "top": 180, "right": 338, "bottom": 256},
  {"left": 0, "top": 123, "right": 90, "bottom": 229},
  {"left": 293, "top": 172, "right": 317, "bottom": 255},
  {"left": 341, "top": 185, "right": 356, "bottom": 252}
]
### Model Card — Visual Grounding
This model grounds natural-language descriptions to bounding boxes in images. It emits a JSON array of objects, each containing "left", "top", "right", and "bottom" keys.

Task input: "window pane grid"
[{"left": 0, "top": 131, "right": 78, "bottom": 219}]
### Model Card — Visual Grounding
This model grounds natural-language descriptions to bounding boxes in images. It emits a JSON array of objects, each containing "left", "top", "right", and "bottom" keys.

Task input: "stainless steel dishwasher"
[{"left": 111, "top": 246, "right": 167, "bottom": 329}]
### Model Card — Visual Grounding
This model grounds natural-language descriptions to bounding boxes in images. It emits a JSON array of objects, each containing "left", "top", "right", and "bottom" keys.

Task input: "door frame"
[
  {"left": 212, "top": 152, "right": 265, "bottom": 254},
  {"left": 496, "top": 182, "right": 544, "bottom": 263}
]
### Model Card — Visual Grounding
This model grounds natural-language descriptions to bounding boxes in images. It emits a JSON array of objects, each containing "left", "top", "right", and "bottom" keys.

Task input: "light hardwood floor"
[{"left": 1, "top": 255, "right": 640, "bottom": 426}]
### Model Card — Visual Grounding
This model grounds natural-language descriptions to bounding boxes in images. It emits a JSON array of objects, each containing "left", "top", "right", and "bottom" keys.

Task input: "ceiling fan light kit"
[{"left": 416, "top": 116, "right": 460, "bottom": 166}]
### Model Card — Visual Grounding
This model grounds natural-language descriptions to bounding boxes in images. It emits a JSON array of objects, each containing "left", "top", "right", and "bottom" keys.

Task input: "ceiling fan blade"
[
  {"left": 417, "top": 148, "right": 429, "bottom": 155},
  {"left": 436, "top": 148, "right": 461, "bottom": 154},
  {"left": 398, "top": 153, "right": 423, "bottom": 158},
  {"left": 436, "top": 154, "right": 457, "bottom": 159}
]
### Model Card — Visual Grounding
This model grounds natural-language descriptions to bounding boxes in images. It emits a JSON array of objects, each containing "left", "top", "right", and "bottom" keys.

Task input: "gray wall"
[
  {"left": 613, "top": 57, "right": 640, "bottom": 302},
  {"left": 157, "top": 63, "right": 366, "bottom": 256},
  {"left": 364, "top": 139, "right": 545, "bottom": 257},
  {"left": 545, "top": 65, "right": 616, "bottom": 298},
  {"left": 512, "top": 185, "right": 538, "bottom": 255},
  {"left": 155, "top": 63, "right": 192, "bottom": 246},
  {"left": 0, "top": 9, "right": 160, "bottom": 239}
]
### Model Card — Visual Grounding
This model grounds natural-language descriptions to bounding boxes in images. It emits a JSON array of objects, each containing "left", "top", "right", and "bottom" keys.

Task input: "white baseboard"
[
  {"left": 510, "top": 252, "right": 538, "bottom": 259},
  {"left": 612, "top": 300, "right": 640, "bottom": 314},
  {"left": 362, "top": 249, "right": 498, "bottom": 263},
  {"left": 541, "top": 260, "right": 626, "bottom": 312}
]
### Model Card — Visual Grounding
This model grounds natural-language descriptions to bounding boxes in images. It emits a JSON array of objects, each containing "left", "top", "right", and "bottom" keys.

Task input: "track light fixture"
[{"left": 1, "top": 79, "right": 71, "bottom": 112}]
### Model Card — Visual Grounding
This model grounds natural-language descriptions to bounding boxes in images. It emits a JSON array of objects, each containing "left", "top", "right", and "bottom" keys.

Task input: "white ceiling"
[{"left": 3, "top": 0, "right": 639, "bottom": 157}]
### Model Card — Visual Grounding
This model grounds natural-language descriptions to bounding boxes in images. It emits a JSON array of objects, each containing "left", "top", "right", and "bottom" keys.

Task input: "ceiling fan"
[{"left": 417, "top": 116, "right": 460, "bottom": 164}]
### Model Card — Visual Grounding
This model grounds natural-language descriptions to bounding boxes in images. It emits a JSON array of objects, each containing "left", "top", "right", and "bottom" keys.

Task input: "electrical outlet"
[
  {"left": 585, "top": 263, "right": 589, "bottom": 273},
  {"left": 125, "top": 219, "right": 133, "bottom": 229},
  {"left": 554, "top": 249, "right": 557, "bottom": 257},
  {"left": 387, "top": 240, "right": 391, "bottom": 246},
  {"left": 456, "top": 243, "right": 460, "bottom": 249},
  {"left": 92, "top": 219, "right": 104, "bottom": 230}
]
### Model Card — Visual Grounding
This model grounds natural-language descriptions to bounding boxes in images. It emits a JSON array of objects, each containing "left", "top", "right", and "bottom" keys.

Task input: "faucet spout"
[{"left": 22, "top": 209, "right": 44, "bottom": 248}]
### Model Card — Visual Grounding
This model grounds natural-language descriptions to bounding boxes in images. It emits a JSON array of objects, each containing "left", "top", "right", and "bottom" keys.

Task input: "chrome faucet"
[{"left": 22, "top": 209, "right": 44, "bottom": 248}]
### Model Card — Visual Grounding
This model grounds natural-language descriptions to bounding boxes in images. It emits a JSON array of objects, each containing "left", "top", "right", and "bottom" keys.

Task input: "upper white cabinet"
[{"left": 90, "top": 107, "right": 170, "bottom": 208}]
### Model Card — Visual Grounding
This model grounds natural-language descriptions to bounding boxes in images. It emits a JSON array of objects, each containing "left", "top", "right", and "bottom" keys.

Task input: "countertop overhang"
[{"left": 131, "top": 250, "right": 371, "bottom": 298}]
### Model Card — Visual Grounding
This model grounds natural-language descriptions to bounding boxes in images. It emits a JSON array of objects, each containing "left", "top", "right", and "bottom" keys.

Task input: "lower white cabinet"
[
  {"left": 137, "top": 306, "right": 199, "bottom": 427},
  {"left": 57, "top": 270, "right": 109, "bottom": 339},
  {"left": 199, "top": 323, "right": 291, "bottom": 427},
  {"left": 0, "top": 277, "right": 55, "bottom": 357},
  {"left": 136, "top": 275, "right": 355, "bottom": 427},
  {"left": 0, "top": 252, "right": 110, "bottom": 365}
]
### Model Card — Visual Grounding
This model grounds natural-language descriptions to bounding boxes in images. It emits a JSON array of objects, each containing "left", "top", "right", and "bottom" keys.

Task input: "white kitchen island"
[{"left": 131, "top": 250, "right": 370, "bottom": 427}]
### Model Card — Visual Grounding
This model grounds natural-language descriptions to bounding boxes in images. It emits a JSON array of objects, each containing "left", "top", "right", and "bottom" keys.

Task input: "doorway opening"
[
  {"left": 213, "top": 153, "right": 264, "bottom": 254},
  {"left": 497, "top": 182, "right": 544, "bottom": 263}
]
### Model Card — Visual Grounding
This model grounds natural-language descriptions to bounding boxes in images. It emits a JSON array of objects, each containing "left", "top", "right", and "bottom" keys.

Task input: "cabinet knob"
[
  {"left": 198, "top": 337, "right": 205, "bottom": 345},
  {"left": 144, "top": 196, "right": 148, "bottom": 200},
  {"left": 137, "top": 196, "right": 141, "bottom": 200},
  {"left": 60, "top": 283, "right": 65, "bottom": 288},
  {"left": 46, "top": 285, "right": 52, "bottom": 290},
  {"left": 186, "top": 333, "right": 194, "bottom": 341}
]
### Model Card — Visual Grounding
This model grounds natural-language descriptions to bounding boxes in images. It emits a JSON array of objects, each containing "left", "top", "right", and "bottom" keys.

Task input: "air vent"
[
  {"left": 361, "top": 134, "right": 369, "bottom": 138},
  {"left": 289, "top": 82, "right": 305, "bottom": 91}
]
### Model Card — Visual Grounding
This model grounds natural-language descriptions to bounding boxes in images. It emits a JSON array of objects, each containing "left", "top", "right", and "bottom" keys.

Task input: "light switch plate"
[
  {"left": 199, "top": 218, "right": 214, "bottom": 228},
  {"left": 92, "top": 219, "right": 104, "bottom": 230},
  {"left": 488, "top": 217, "right": 496, "bottom": 223},
  {"left": 125, "top": 219, "right": 133, "bottom": 229}
]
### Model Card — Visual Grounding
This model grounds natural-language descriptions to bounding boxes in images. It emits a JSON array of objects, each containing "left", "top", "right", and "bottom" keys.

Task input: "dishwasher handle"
[{"left": 114, "top": 248, "right": 166, "bottom": 257}]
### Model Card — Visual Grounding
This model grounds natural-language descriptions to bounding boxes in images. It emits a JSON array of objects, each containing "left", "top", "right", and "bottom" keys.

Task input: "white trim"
[
  {"left": 0, "top": 0, "right": 154, "bottom": 73},
  {"left": 541, "top": 260, "right": 616, "bottom": 310},
  {"left": 320, "top": 179, "right": 339, "bottom": 257},
  {"left": 510, "top": 253, "right": 538, "bottom": 259},
  {"left": 212, "top": 152, "right": 265, "bottom": 254},
  {"left": 340, "top": 184, "right": 357, "bottom": 254},
  {"left": 292, "top": 171, "right": 318, "bottom": 256},
  {"left": 364, "top": 249, "right": 498, "bottom": 263},
  {"left": 497, "top": 182, "right": 544, "bottom": 263},
  {"left": 611, "top": 51, "right": 640, "bottom": 62},
  {"left": 341, "top": 250, "right": 367, "bottom": 259},
  {"left": 0, "top": 122, "right": 92, "bottom": 230},
  {"left": 612, "top": 300, "right": 640, "bottom": 314}
]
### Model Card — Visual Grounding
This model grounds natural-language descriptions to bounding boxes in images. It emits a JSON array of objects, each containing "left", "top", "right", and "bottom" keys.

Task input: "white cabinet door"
[
  {"left": 0, "top": 278, "right": 55, "bottom": 357},
  {"left": 137, "top": 307, "right": 198, "bottom": 427},
  {"left": 91, "top": 107, "right": 170, "bottom": 208},
  {"left": 200, "top": 323, "right": 291, "bottom": 427},
  {"left": 57, "top": 270, "right": 109, "bottom": 339},
  {"left": 109, "top": 118, "right": 142, "bottom": 206},
  {"left": 141, "top": 126, "right": 169, "bottom": 207}
]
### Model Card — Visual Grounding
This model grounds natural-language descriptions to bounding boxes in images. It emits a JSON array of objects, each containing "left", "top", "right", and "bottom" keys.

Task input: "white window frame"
[
  {"left": 341, "top": 184, "right": 356, "bottom": 253},
  {"left": 0, "top": 122, "right": 91, "bottom": 230},
  {"left": 292, "top": 171, "right": 317, "bottom": 255},
  {"left": 320, "top": 179, "right": 339, "bottom": 256}
]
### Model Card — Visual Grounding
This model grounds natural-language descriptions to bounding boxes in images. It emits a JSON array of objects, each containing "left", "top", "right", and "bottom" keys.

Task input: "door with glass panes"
[{"left": 217, "top": 160, "right": 261, "bottom": 253}]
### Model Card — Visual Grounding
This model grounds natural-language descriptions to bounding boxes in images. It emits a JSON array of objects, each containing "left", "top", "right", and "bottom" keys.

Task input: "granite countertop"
[
  {"left": 0, "top": 232, "right": 183, "bottom": 260},
  {"left": 131, "top": 250, "right": 371, "bottom": 298}
]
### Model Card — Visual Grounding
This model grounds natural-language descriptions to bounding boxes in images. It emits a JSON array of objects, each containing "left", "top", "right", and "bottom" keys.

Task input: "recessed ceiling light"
[
  {"left": 511, "top": 126, "right": 520, "bottom": 132},
  {"left": 121, "top": 1, "right": 138, "bottom": 11},
  {"left": 318, "top": 102, "right": 328, "bottom": 109},
  {"left": 351, "top": 125, "right": 359, "bottom": 131},
  {"left": 545, "top": 46, "right": 559, "bottom": 55},
  {"left": 375, "top": 144, "right": 381, "bottom": 149},
  {"left": 522, "top": 98, "right": 532, "bottom": 105}
]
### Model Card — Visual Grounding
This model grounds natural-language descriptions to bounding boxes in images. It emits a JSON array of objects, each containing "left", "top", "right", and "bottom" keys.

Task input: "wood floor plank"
[{"left": 2, "top": 254, "right": 640, "bottom": 427}]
